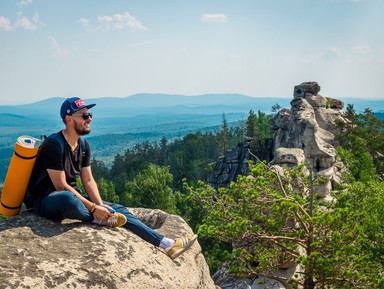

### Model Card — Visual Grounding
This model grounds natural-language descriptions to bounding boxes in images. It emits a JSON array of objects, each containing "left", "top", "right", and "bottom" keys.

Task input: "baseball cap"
[{"left": 60, "top": 97, "right": 96, "bottom": 120}]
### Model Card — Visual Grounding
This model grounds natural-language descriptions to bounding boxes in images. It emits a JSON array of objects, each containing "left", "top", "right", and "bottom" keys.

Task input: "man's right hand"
[{"left": 93, "top": 205, "right": 112, "bottom": 220}]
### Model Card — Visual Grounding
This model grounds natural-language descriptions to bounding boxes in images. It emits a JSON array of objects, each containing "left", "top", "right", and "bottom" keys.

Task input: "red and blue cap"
[{"left": 60, "top": 97, "right": 96, "bottom": 120}]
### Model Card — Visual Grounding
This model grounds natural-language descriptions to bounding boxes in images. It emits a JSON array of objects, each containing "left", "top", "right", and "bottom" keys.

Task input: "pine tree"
[{"left": 187, "top": 162, "right": 384, "bottom": 288}]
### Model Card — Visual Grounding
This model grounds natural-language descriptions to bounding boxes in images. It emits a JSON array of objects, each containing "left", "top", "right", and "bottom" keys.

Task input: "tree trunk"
[
  {"left": 304, "top": 224, "right": 315, "bottom": 289},
  {"left": 304, "top": 276, "right": 315, "bottom": 289}
]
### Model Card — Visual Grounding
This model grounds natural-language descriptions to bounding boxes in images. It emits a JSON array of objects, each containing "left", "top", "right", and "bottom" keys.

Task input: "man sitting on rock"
[{"left": 24, "top": 97, "right": 197, "bottom": 260}]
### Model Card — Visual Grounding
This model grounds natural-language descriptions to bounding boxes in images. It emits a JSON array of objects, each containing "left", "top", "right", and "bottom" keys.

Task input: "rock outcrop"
[
  {"left": 206, "top": 141, "right": 251, "bottom": 189},
  {"left": 210, "top": 82, "right": 348, "bottom": 288},
  {"left": 271, "top": 81, "right": 345, "bottom": 198},
  {"left": 0, "top": 209, "right": 217, "bottom": 289},
  {"left": 207, "top": 81, "right": 345, "bottom": 200},
  {"left": 213, "top": 265, "right": 294, "bottom": 289}
]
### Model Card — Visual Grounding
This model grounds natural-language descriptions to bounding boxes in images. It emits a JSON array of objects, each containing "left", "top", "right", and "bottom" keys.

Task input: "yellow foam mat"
[{"left": 0, "top": 136, "right": 42, "bottom": 216}]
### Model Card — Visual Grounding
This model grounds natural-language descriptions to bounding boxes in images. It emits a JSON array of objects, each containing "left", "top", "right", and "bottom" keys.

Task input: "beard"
[{"left": 74, "top": 120, "right": 91, "bottom": 136}]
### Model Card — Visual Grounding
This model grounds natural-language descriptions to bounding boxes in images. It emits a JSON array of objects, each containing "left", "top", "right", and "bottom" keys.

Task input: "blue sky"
[{"left": 0, "top": 0, "right": 383, "bottom": 105}]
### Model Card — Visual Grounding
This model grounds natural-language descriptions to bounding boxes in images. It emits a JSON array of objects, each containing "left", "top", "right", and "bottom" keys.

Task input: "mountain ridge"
[
  {"left": 1, "top": 93, "right": 382, "bottom": 119},
  {"left": 0, "top": 93, "right": 291, "bottom": 117},
  {"left": 0, "top": 93, "right": 383, "bottom": 183}
]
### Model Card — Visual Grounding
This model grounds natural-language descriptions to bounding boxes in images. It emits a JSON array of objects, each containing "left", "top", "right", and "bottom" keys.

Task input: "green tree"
[
  {"left": 246, "top": 109, "right": 272, "bottom": 141},
  {"left": 246, "top": 110, "right": 257, "bottom": 138},
  {"left": 187, "top": 162, "right": 384, "bottom": 288},
  {"left": 336, "top": 105, "right": 384, "bottom": 177},
  {"left": 335, "top": 181, "right": 384, "bottom": 259},
  {"left": 272, "top": 103, "right": 282, "bottom": 113},
  {"left": 336, "top": 146, "right": 376, "bottom": 183},
  {"left": 167, "top": 132, "right": 218, "bottom": 190},
  {"left": 90, "top": 158, "right": 109, "bottom": 181},
  {"left": 246, "top": 110, "right": 273, "bottom": 161},
  {"left": 125, "top": 163, "right": 179, "bottom": 214},
  {"left": 97, "top": 177, "right": 119, "bottom": 203},
  {"left": 256, "top": 110, "right": 272, "bottom": 140},
  {"left": 159, "top": 136, "right": 168, "bottom": 165},
  {"left": 217, "top": 113, "right": 230, "bottom": 155},
  {"left": 344, "top": 104, "right": 358, "bottom": 131},
  {"left": 109, "top": 153, "right": 128, "bottom": 196},
  {"left": 358, "top": 108, "right": 384, "bottom": 159}
]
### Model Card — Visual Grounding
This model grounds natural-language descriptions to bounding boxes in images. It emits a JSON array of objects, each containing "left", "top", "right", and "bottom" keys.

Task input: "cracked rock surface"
[{"left": 0, "top": 209, "right": 216, "bottom": 289}]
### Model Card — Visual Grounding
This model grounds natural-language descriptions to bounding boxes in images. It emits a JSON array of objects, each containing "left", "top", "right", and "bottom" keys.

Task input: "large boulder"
[
  {"left": 0, "top": 209, "right": 217, "bottom": 289},
  {"left": 293, "top": 81, "right": 321, "bottom": 98}
]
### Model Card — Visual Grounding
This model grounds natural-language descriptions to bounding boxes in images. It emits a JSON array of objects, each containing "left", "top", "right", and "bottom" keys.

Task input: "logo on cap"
[{"left": 74, "top": 99, "right": 86, "bottom": 108}]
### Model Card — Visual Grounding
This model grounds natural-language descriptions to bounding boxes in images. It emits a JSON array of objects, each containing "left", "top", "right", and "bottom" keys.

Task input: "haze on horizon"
[{"left": 1, "top": 0, "right": 383, "bottom": 105}]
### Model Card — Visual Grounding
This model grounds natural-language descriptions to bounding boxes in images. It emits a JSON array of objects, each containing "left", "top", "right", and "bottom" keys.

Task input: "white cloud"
[
  {"left": 17, "top": 0, "right": 32, "bottom": 8},
  {"left": 79, "top": 17, "right": 90, "bottom": 28},
  {"left": 0, "top": 16, "right": 14, "bottom": 31},
  {"left": 15, "top": 12, "right": 43, "bottom": 30},
  {"left": 351, "top": 45, "right": 371, "bottom": 55},
  {"left": 201, "top": 13, "right": 228, "bottom": 23},
  {"left": 80, "top": 12, "right": 147, "bottom": 31},
  {"left": 323, "top": 47, "right": 341, "bottom": 60},
  {"left": 99, "top": 12, "right": 146, "bottom": 30},
  {"left": 0, "top": 12, "right": 43, "bottom": 31},
  {"left": 49, "top": 36, "right": 69, "bottom": 57},
  {"left": 320, "top": 45, "right": 372, "bottom": 62}
]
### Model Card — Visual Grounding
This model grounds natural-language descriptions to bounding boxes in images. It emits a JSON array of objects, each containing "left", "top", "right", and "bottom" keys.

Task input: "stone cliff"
[{"left": 0, "top": 209, "right": 217, "bottom": 289}]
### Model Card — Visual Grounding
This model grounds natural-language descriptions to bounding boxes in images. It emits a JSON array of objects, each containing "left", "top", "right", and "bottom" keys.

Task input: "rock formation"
[
  {"left": 211, "top": 81, "right": 348, "bottom": 288},
  {"left": 270, "top": 81, "right": 345, "bottom": 198},
  {"left": 207, "top": 81, "right": 345, "bottom": 200},
  {"left": 0, "top": 209, "right": 217, "bottom": 289},
  {"left": 206, "top": 141, "right": 251, "bottom": 189}
]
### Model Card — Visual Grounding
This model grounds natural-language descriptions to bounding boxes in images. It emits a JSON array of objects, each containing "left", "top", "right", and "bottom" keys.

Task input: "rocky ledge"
[{"left": 0, "top": 208, "right": 217, "bottom": 289}]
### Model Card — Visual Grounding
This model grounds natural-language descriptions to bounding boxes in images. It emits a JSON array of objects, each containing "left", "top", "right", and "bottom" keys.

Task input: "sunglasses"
[{"left": 71, "top": 112, "right": 93, "bottom": 120}]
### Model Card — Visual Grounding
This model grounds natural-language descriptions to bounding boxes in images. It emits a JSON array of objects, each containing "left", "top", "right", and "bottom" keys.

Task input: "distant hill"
[
  {"left": 375, "top": 112, "right": 384, "bottom": 121},
  {"left": 1, "top": 93, "right": 382, "bottom": 118},
  {"left": 0, "top": 93, "right": 383, "bottom": 183},
  {"left": 0, "top": 93, "right": 294, "bottom": 118}
]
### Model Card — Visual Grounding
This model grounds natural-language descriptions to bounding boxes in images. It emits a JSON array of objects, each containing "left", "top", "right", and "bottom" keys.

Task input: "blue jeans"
[{"left": 33, "top": 190, "right": 164, "bottom": 246}]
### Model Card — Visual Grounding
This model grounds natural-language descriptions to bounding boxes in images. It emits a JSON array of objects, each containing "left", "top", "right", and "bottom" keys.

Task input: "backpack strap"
[
  {"left": 79, "top": 136, "right": 86, "bottom": 158},
  {"left": 48, "top": 132, "right": 86, "bottom": 158},
  {"left": 48, "top": 132, "right": 65, "bottom": 153}
]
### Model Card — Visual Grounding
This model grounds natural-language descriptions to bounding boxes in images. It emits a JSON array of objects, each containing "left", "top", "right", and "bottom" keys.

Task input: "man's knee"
[
  {"left": 58, "top": 191, "right": 80, "bottom": 206},
  {"left": 53, "top": 191, "right": 91, "bottom": 221}
]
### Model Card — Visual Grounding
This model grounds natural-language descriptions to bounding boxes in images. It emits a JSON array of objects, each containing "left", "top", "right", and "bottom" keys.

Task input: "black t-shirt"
[{"left": 25, "top": 131, "right": 91, "bottom": 208}]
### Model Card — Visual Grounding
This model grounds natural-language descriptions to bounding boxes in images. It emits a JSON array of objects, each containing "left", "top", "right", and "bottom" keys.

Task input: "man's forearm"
[{"left": 83, "top": 181, "right": 103, "bottom": 205}]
